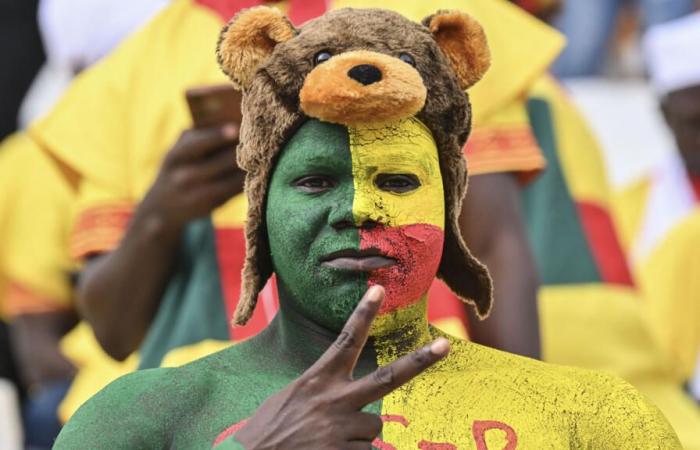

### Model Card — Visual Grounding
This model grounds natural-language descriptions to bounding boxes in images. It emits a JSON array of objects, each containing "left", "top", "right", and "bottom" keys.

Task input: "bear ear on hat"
[
  {"left": 422, "top": 10, "right": 490, "bottom": 90},
  {"left": 217, "top": 6, "right": 297, "bottom": 90}
]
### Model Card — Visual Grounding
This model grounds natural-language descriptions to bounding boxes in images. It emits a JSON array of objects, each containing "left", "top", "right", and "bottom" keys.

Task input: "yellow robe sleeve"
[
  {"left": 29, "top": 0, "right": 230, "bottom": 260},
  {"left": 0, "top": 133, "right": 75, "bottom": 317}
]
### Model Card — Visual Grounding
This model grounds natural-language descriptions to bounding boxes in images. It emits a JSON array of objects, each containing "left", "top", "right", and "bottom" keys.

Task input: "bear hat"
[{"left": 216, "top": 6, "right": 493, "bottom": 325}]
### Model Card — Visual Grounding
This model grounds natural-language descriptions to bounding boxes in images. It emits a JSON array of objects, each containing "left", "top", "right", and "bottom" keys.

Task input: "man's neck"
[{"left": 260, "top": 293, "right": 433, "bottom": 376}]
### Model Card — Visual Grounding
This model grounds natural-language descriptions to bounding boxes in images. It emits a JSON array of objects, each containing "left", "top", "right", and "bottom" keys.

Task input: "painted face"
[{"left": 266, "top": 118, "right": 445, "bottom": 332}]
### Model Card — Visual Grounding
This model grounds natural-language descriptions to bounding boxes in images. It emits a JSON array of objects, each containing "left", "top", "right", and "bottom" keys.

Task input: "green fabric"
[
  {"left": 138, "top": 218, "right": 229, "bottom": 369},
  {"left": 522, "top": 98, "right": 601, "bottom": 285}
]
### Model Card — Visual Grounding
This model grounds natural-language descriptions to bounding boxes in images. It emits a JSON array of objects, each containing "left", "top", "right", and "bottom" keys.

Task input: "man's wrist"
[{"left": 126, "top": 206, "right": 183, "bottom": 249}]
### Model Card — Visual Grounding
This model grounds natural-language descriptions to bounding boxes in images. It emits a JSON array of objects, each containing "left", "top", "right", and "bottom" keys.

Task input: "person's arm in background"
[
  {"left": 10, "top": 312, "right": 77, "bottom": 387},
  {"left": 77, "top": 125, "right": 244, "bottom": 361},
  {"left": 460, "top": 173, "right": 541, "bottom": 359},
  {"left": 1, "top": 132, "right": 78, "bottom": 388}
]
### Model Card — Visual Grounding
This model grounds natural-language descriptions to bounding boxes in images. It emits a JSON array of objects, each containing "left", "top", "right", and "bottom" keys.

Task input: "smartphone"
[{"left": 185, "top": 84, "right": 243, "bottom": 129}]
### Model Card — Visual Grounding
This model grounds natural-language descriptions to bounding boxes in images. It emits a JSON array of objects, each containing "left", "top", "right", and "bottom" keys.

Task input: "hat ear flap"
[
  {"left": 217, "top": 6, "right": 297, "bottom": 90},
  {"left": 423, "top": 10, "right": 490, "bottom": 90}
]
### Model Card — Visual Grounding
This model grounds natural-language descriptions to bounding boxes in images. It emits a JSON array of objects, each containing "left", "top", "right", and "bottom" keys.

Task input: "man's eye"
[
  {"left": 375, "top": 174, "right": 421, "bottom": 193},
  {"left": 293, "top": 175, "right": 336, "bottom": 193}
]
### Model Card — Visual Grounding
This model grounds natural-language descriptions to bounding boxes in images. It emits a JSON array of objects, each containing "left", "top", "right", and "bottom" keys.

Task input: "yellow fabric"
[
  {"left": 540, "top": 284, "right": 700, "bottom": 449},
  {"left": 609, "top": 175, "right": 700, "bottom": 381},
  {"left": 466, "top": 98, "right": 546, "bottom": 181},
  {"left": 611, "top": 177, "right": 652, "bottom": 256},
  {"left": 638, "top": 210, "right": 700, "bottom": 380},
  {"left": 0, "top": 134, "right": 28, "bottom": 319},
  {"left": 29, "top": 0, "right": 245, "bottom": 259},
  {"left": 160, "top": 339, "right": 233, "bottom": 368},
  {"left": 0, "top": 133, "right": 75, "bottom": 317}
]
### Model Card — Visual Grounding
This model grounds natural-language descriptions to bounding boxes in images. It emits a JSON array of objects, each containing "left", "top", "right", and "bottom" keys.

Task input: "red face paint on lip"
[{"left": 361, "top": 223, "right": 444, "bottom": 314}]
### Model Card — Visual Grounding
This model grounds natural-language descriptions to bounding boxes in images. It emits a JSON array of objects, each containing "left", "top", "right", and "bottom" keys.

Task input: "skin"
[
  {"left": 54, "top": 119, "right": 679, "bottom": 449},
  {"left": 662, "top": 84, "right": 700, "bottom": 177},
  {"left": 460, "top": 173, "right": 541, "bottom": 359},
  {"left": 77, "top": 124, "right": 245, "bottom": 360},
  {"left": 9, "top": 311, "right": 78, "bottom": 388}
]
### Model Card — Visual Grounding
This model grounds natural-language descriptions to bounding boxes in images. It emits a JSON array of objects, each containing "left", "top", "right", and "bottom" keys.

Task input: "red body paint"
[
  {"left": 472, "top": 420, "right": 518, "bottom": 450},
  {"left": 361, "top": 224, "right": 444, "bottom": 314},
  {"left": 214, "top": 415, "right": 520, "bottom": 449}
]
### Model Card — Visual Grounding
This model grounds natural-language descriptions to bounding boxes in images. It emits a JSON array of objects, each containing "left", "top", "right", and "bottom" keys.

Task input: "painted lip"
[{"left": 321, "top": 248, "right": 397, "bottom": 271}]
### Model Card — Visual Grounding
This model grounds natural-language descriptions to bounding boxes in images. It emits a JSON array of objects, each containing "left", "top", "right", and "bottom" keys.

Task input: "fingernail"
[
  {"left": 366, "top": 285, "right": 384, "bottom": 303},
  {"left": 430, "top": 338, "right": 450, "bottom": 356},
  {"left": 223, "top": 124, "right": 237, "bottom": 138}
]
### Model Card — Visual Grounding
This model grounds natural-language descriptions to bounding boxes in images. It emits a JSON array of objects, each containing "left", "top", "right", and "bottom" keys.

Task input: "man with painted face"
[{"left": 54, "top": 7, "right": 680, "bottom": 449}]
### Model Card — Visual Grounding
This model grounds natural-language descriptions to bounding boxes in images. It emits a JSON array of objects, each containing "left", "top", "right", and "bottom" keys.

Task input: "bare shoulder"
[
  {"left": 443, "top": 335, "right": 680, "bottom": 449},
  {"left": 54, "top": 365, "right": 211, "bottom": 449}
]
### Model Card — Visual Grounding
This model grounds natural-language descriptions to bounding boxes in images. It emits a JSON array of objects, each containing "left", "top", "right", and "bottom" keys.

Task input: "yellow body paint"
[{"left": 376, "top": 327, "right": 680, "bottom": 449}]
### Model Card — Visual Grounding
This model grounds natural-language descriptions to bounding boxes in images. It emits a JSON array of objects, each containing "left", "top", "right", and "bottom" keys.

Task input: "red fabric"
[
  {"left": 196, "top": 0, "right": 328, "bottom": 25},
  {"left": 427, "top": 280, "right": 469, "bottom": 332},
  {"left": 215, "top": 228, "right": 279, "bottom": 341},
  {"left": 690, "top": 174, "right": 700, "bottom": 203},
  {"left": 576, "top": 202, "right": 634, "bottom": 287},
  {"left": 288, "top": 0, "right": 328, "bottom": 25},
  {"left": 195, "top": 0, "right": 262, "bottom": 22}
]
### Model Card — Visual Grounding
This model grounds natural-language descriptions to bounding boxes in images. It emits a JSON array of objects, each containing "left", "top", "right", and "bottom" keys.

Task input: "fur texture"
[
  {"left": 217, "top": 7, "right": 493, "bottom": 325},
  {"left": 217, "top": 7, "right": 297, "bottom": 90},
  {"left": 422, "top": 11, "right": 491, "bottom": 90},
  {"left": 300, "top": 50, "right": 427, "bottom": 126}
]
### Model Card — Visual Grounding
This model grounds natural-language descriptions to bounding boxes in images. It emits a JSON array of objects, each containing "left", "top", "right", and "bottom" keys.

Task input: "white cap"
[
  {"left": 38, "top": 0, "right": 169, "bottom": 71},
  {"left": 643, "top": 11, "right": 700, "bottom": 95}
]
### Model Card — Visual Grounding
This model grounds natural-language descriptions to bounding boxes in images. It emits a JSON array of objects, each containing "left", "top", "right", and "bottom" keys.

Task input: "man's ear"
[
  {"left": 217, "top": 6, "right": 297, "bottom": 90},
  {"left": 422, "top": 10, "right": 490, "bottom": 90}
]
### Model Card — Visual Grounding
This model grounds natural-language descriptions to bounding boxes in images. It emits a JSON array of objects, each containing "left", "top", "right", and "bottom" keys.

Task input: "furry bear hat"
[{"left": 216, "top": 6, "right": 493, "bottom": 325}]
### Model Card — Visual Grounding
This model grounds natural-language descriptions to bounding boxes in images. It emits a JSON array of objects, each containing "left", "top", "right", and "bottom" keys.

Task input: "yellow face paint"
[{"left": 348, "top": 117, "right": 445, "bottom": 230}]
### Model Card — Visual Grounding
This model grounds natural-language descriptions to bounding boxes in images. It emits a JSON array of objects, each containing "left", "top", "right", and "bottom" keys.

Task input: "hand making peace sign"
[{"left": 234, "top": 285, "right": 450, "bottom": 449}]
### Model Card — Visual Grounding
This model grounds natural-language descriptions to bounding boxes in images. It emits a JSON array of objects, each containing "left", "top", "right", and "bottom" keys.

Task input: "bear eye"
[
  {"left": 398, "top": 53, "right": 416, "bottom": 67},
  {"left": 314, "top": 51, "right": 332, "bottom": 66}
]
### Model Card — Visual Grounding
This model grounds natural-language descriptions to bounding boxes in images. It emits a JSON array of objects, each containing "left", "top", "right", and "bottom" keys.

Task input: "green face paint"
[{"left": 266, "top": 120, "right": 368, "bottom": 331}]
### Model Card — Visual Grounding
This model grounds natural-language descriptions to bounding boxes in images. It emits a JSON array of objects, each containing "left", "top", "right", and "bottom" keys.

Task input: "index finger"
[
  {"left": 308, "top": 285, "right": 385, "bottom": 377},
  {"left": 170, "top": 124, "right": 239, "bottom": 163},
  {"left": 342, "top": 338, "right": 450, "bottom": 409}
]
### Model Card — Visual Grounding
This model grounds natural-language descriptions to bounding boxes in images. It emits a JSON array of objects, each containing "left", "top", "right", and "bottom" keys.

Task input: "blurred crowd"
[{"left": 1, "top": 0, "right": 699, "bottom": 448}]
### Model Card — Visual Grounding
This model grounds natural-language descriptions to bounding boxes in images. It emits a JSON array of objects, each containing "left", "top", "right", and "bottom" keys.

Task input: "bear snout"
[
  {"left": 347, "top": 64, "right": 383, "bottom": 85},
  {"left": 299, "top": 50, "right": 427, "bottom": 127}
]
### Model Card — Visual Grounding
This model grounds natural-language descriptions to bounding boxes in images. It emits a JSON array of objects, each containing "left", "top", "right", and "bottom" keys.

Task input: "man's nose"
[{"left": 328, "top": 196, "right": 381, "bottom": 231}]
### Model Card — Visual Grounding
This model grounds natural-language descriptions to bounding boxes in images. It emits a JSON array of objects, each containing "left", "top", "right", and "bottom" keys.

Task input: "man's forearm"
[
  {"left": 78, "top": 207, "right": 183, "bottom": 360},
  {"left": 460, "top": 173, "right": 541, "bottom": 359},
  {"left": 466, "top": 234, "right": 541, "bottom": 358}
]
